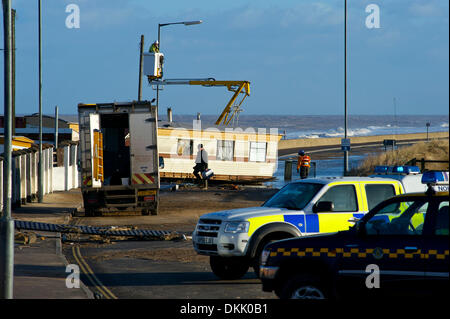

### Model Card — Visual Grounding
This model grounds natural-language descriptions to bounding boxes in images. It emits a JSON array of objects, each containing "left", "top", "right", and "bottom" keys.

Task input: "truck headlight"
[{"left": 224, "top": 221, "right": 249, "bottom": 234}]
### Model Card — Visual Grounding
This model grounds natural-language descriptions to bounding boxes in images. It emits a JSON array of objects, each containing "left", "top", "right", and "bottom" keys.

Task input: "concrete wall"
[
  {"left": 0, "top": 144, "right": 79, "bottom": 212},
  {"left": 279, "top": 131, "right": 449, "bottom": 151}
]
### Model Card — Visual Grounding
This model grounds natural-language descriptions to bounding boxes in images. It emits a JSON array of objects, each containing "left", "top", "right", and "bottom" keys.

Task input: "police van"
[
  {"left": 259, "top": 171, "right": 449, "bottom": 299},
  {"left": 192, "top": 166, "right": 427, "bottom": 279}
]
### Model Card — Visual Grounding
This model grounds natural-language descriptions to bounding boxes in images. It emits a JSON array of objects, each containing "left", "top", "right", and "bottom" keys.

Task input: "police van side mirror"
[
  {"left": 159, "top": 156, "right": 165, "bottom": 169},
  {"left": 313, "top": 201, "right": 334, "bottom": 213},
  {"left": 355, "top": 221, "right": 366, "bottom": 237}
]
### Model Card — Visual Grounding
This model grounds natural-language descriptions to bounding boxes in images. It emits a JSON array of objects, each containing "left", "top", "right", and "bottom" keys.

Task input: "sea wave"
[{"left": 288, "top": 124, "right": 448, "bottom": 139}]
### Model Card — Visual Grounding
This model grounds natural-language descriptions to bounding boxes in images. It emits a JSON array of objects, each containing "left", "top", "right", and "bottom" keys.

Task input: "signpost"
[{"left": 341, "top": 138, "right": 351, "bottom": 152}]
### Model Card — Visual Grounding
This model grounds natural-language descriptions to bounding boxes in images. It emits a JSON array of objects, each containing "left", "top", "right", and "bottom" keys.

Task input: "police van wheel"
[
  {"left": 280, "top": 274, "right": 328, "bottom": 299},
  {"left": 210, "top": 256, "right": 249, "bottom": 280}
]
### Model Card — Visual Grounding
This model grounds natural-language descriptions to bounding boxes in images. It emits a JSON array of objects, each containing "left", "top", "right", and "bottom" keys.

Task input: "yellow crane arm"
[{"left": 152, "top": 79, "right": 250, "bottom": 126}]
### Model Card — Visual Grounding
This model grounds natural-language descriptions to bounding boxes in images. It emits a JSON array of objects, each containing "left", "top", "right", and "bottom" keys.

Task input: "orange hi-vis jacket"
[{"left": 297, "top": 155, "right": 311, "bottom": 170}]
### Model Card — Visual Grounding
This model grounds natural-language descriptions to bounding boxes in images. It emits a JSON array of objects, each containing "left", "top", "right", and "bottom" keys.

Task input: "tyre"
[
  {"left": 280, "top": 274, "right": 328, "bottom": 299},
  {"left": 210, "top": 256, "right": 249, "bottom": 280},
  {"left": 151, "top": 198, "right": 159, "bottom": 215},
  {"left": 85, "top": 208, "right": 94, "bottom": 217}
]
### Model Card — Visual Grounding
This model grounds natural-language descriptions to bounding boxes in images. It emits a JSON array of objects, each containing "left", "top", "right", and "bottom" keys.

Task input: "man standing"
[
  {"left": 149, "top": 40, "right": 159, "bottom": 53},
  {"left": 297, "top": 150, "right": 311, "bottom": 179},
  {"left": 193, "top": 144, "right": 208, "bottom": 184}
]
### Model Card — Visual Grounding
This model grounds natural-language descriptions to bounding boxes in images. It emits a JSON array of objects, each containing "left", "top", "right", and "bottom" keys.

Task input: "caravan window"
[
  {"left": 217, "top": 140, "right": 234, "bottom": 161},
  {"left": 177, "top": 139, "right": 193, "bottom": 156},
  {"left": 249, "top": 142, "right": 267, "bottom": 162}
]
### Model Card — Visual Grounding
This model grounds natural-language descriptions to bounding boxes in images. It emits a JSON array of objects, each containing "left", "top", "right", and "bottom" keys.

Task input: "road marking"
[{"left": 72, "top": 245, "right": 118, "bottom": 299}]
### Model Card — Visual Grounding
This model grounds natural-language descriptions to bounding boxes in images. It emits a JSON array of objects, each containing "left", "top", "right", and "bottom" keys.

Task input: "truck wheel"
[
  {"left": 85, "top": 208, "right": 94, "bottom": 217},
  {"left": 210, "top": 256, "right": 249, "bottom": 280},
  {"left": 151, "top": 199, "right": 159, "bottom": 215},
  {"left": 280, "top": 274, "right": 328, "bottom": 299}
]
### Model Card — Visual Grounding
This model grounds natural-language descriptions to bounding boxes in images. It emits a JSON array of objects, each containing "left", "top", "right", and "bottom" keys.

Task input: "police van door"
[
  {"left": 337, "top": 197, "right": 428, "bottom": 297},
  {"left": 129, "top": 113, "right": 158, "bottom": 188},
  {"left": 312, "top": 183, "right": 364, "bottom": 233}
]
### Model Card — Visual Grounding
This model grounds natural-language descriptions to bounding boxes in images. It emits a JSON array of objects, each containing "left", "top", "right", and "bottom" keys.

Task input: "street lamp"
[
  {"left": 343, "top": 0, "right": 349, "bottom": 175},
  {"left": 158, "top": 20, "right": 203, "bottom": 49},
  {"left": 1, "top": 0, "right": 14, "bottom": 299},
  {"left": 155, "top": 20, "right": 202, "bottom": 108}
]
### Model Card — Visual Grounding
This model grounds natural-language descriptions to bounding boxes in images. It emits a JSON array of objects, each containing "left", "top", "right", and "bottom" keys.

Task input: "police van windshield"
[{"left": 263, "top": 183, "right": 324, "bottom": 210}]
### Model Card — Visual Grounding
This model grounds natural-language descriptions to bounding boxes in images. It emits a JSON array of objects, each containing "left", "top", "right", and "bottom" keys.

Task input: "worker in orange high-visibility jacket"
[{"left": 297, "top": 150, "right": 311, "bottom": 179}]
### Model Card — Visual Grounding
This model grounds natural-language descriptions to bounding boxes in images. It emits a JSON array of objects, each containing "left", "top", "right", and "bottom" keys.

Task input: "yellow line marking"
[
  {"left": 72, "top": 245, "right": 118, "bottom": 299},
  {"left": 72, "top": 246, "right": 110, "bottom": 298},
  {"left": 75, "top": 246, "right": 117, "bottom": 299}
]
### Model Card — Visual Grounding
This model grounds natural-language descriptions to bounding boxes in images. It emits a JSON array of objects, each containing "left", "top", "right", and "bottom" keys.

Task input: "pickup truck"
[{"left": 193, "top": 170, "right": 426, "bottom": 280}]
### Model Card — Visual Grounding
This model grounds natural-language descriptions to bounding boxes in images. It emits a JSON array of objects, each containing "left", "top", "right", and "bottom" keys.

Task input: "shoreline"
[{"left": 278, "top": 131, "right": 449, "bottom": 158}]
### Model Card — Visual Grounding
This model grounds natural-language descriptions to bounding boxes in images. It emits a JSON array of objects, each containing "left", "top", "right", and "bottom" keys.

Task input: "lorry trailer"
[{"left": 78, "top": 101, "right": 160, "bottom": 216}]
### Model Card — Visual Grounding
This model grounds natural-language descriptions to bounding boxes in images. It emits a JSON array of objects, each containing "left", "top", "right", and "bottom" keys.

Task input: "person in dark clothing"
[{"left": 193, "top": 144, "right": 208, "bottom": 183}]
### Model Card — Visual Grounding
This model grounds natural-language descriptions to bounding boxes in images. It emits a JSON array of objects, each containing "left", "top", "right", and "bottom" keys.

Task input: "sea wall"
[{"left": 278, "top": 131, "right": 449, "bottom": 151}]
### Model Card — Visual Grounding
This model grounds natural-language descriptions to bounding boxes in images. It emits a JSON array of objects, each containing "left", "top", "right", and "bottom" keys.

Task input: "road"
[
  {"left": 64, "top": 240, "right": 275, "bottom": 299},
  {"left": 278, "top": 136, "right": 446, "bottom": 159},
  {"left": 62, "top": 187, "right": 278, "bottom": 299}
]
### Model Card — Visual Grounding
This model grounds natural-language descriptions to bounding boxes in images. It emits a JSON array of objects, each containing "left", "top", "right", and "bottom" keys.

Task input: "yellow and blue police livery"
[
  {"left": 193, "top": 169, "right": 425, "bottom": 280},
  {"left": 260, "top": 171, "right": 449, "bottom": 299}
]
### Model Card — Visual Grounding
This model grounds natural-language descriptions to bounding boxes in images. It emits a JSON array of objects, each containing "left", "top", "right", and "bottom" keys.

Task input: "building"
[{"left": 0, "top": 114, "right": 79, "bottom": 145}]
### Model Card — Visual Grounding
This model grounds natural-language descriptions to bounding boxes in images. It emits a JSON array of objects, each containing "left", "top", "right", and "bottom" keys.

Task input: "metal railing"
[{"left": 282, "top": 159, "right": 317, "bottom": 181}]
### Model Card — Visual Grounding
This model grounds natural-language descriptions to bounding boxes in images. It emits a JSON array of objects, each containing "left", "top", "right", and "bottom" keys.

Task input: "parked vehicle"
[
  {"left": 193, "top": 166, "right": 427, "bottom": 279},
  {"left": 78, "top": 101, "right": 160, "bottom": 216},
  {"left": 260, "top": 171, "right": 449, "bottom": 299}
]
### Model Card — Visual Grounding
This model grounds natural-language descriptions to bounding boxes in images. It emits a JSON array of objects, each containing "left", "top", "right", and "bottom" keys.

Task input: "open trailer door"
[
  {"left": 79, "top": 112, "right": 102, "bottom": 188},
  {"left": 129, "top": 113, "right": 159, "bottom": 188}
]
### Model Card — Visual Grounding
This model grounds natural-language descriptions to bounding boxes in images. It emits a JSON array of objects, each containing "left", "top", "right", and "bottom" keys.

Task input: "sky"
[{"left": 0, "top": 0, "right": 448, "bottom": 117}]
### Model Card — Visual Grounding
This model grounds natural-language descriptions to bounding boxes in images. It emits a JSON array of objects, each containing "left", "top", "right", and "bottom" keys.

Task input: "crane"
[{"left": 149, "top": 78, "right": 250, "bottom": 126}]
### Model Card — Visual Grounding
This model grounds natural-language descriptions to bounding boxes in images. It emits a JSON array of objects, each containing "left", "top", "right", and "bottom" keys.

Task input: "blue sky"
[{"left": 0, "top": 0, "right": 448, "bottom": 116}]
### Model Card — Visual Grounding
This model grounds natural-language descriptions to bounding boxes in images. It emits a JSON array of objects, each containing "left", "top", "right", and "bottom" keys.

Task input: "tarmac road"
[
  {"left": 62, "top": 187, "right": 278, "bottom": 299},
  {"left": 63, "top": 240, "right": 275, "bottom": 299}
]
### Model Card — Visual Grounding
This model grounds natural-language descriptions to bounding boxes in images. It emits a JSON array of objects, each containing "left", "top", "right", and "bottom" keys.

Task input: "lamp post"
[
  {"left": 1, "top": 0, "right": 14, "bottom": 299},
  {"left": 426, "top": 122, "right": 430, "bottom": 141},
  {"left": 155, "top": 20, "right": 202, "bottom": 108},
  {"left": 38, "top": 0, "right": 43, "bottom": 203},
  {"left": 343, "top": 0, "right": 349, "bottom": 175}
]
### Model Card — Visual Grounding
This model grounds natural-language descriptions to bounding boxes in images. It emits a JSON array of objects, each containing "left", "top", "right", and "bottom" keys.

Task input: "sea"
[
  {"left": 162, "top": 114, "right": 447, "bottom": 188},
  {"left": 60, "top": 113, "right": 448, "bottom": 188}
]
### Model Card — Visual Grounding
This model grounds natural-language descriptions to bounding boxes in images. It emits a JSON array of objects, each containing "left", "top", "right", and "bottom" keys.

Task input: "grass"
[{"left": 349, "top": 139, "right": 449, "bottom": 176}]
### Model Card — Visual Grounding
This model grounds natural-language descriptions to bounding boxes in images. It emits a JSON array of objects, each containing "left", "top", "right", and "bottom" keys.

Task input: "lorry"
[
  {"left": 192, "top": 166, "right": 427, "bottom": 280},
  {"left": 78, "top": 101, "right": 160, "bottom": 216}
]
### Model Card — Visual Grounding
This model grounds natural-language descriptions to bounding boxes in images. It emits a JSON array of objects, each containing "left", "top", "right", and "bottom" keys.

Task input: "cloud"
[
  {"left": 409, "top": 2, "right": 441, "bottom": 17},
  {"left": 280, "top": 2, "right": 342, "bottom": 28}
]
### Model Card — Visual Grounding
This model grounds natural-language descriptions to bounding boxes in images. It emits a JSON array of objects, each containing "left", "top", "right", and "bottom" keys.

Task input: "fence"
[
  {"left": 405, "top": 158, "right": 449, "bottom": 172},
  {"left": 283, "top": 160, "right": 317, "bottom": 181},
  {"left": 0, "top": 142, "right": 79, "bottom": 212}
]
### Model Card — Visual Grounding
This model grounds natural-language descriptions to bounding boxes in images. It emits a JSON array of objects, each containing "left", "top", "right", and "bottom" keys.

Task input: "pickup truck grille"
[
  {"left": 199, "top": 219, "right": 222, "bottom": 225},
  {"left": 197, "top": 231, "right": 218, "bottom": 237},
  {"left": 195, "top": 219, "right": 222, "bottom": 252}
]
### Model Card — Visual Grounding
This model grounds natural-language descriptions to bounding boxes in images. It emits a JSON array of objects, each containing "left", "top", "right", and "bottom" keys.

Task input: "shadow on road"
[{"left": 84, "top": 271, "right": 260, "bottom": 287}]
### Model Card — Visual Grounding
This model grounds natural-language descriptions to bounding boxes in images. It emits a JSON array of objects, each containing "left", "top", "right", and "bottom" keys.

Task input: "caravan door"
[{"left": 129, "top": 113, "right": 158, "bottom": 188}]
